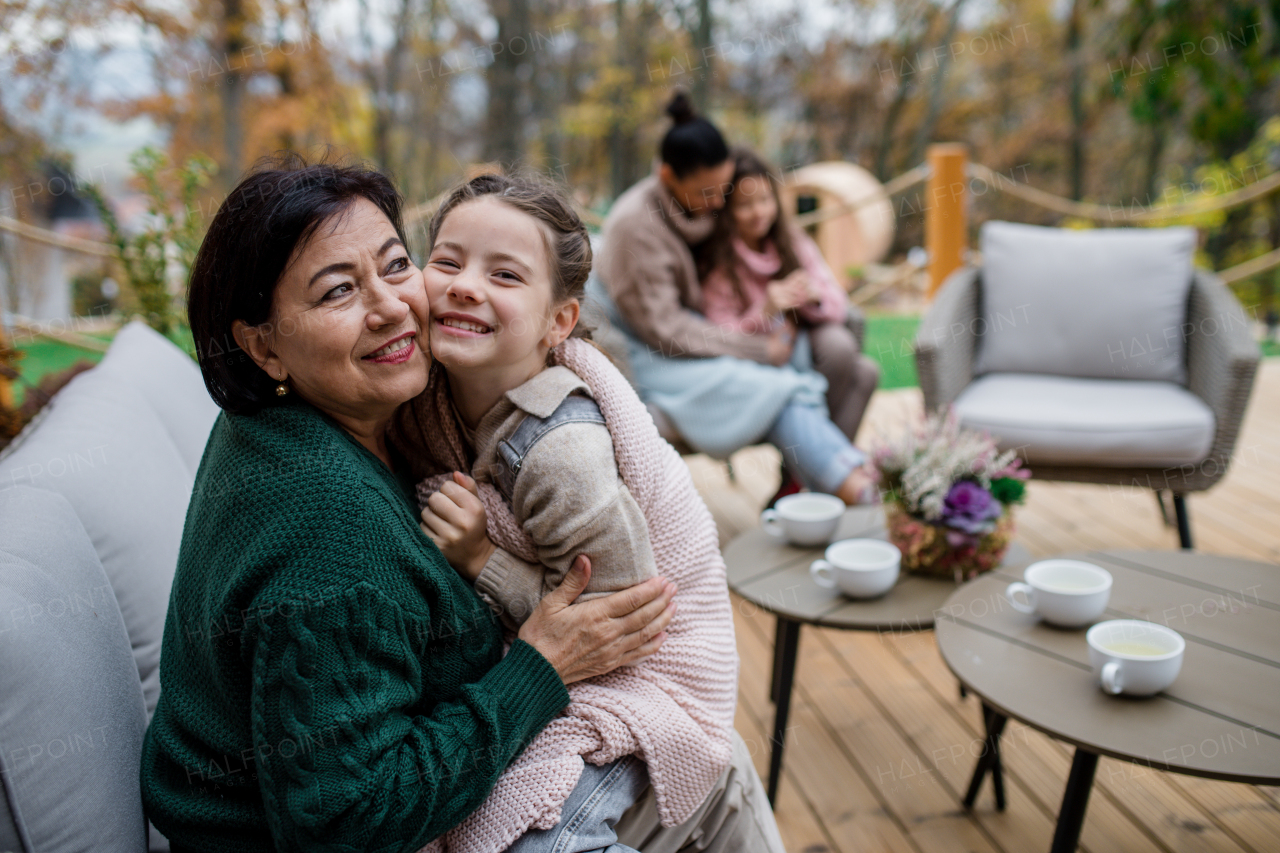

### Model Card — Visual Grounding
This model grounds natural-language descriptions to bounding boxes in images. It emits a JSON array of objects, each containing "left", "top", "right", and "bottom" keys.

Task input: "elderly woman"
[
  {"left": 141, "top": 157, "right": 783, "bottom": 853},
  {"left": 138, "top": 159, "right": 676, "bottom": 850}
]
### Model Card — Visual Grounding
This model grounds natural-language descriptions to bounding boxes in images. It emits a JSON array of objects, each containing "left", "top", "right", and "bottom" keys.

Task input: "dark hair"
[
  {"left": 187, "top": 152, "right": 406, "bottom": 415},
  {"left": 698, "top": 147, "right": 802, "bottom": 306},
  {"left": 428, "top": 172, "right": 592, "bottom": 340},
  {"left": 659, "top": 91, "right": 729, "bottom": 179}
]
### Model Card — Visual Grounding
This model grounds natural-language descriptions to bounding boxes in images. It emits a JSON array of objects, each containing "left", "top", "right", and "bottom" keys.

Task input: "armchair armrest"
[
  {"left": 914, "top": 265, "right": 981, "bottom": 410},
  {"left": 844, "top": 303, "right": 867, "bottom": 354},
  {"left": 1185, "top": 268, "right": 1261, "bottom": 470}
]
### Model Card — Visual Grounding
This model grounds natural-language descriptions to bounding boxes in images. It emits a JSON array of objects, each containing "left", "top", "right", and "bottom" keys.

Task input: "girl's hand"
[
  {"left": 764, "top": 276, "right": 810, "bottom": 316},
  {"left": 519, "top": 557, "right": 677, "bottom": 684},
  {"left": 420, "top": 471, "right": 496, "bottom": 582}
]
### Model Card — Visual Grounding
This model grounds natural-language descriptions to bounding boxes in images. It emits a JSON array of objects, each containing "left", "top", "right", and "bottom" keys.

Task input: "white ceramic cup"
[
  {"left": 761, "top": 493, "right": 845, "bottom": 547},
  {"left": 1004, "top": 560, "right": 1112, "bottom": 628},
  {"left": 1087, "top": 619, "right": 1185, "bottom": 696},
  {"left": 810, "top": 539, "right": 901, "bottom": 599}
]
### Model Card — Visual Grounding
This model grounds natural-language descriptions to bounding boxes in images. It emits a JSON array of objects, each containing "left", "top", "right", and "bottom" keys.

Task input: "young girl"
[
  {"left": 393, "top": 174, "right": 767, "bottom": 853},
  {"left": 699, "top": 148, "right": 880, "bottom": 504}
]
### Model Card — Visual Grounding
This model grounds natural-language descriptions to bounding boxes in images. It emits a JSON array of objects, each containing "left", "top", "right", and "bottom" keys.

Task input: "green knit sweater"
[{"left": 140, "top": 400, "right": 570, "bottom": 853}]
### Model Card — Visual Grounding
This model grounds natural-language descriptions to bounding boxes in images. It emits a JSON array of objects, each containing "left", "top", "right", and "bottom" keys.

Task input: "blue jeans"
[
  {"left": 505, "top": 757, "right": 650, "bottom": 853},
  {"left": 767, "top": 400, "right": 866, "bottom": 495}
]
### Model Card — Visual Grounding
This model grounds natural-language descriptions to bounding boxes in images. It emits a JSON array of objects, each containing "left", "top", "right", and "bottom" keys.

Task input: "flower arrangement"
[{"left": 873, "top": 408, "right": 1030, "bottom": 581}]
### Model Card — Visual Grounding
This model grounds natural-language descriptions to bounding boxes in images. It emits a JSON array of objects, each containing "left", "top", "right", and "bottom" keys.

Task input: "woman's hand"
[
  {"left": 519, "top": 557, "right": 677, "bottom": 684},
  {"left": 420, "top": 472, "right": 496, "bottom": 582}
]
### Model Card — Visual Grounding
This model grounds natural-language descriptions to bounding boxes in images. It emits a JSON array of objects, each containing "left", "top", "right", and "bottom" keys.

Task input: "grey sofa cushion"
[
  {"left": 92, "top": 321, "right": 220, "bottom": 475},
  {"left": 954, "top": 373, "right": 1215, "bottom": 467},
  {"left": 0, "top": 486, "right": 149, "bottom": 853},
  {"left": 0, "top": 366, "right": 193, "bottom": 718},
  {"left": 976, "top": 222, "right": 1197, "bottom": 384}
]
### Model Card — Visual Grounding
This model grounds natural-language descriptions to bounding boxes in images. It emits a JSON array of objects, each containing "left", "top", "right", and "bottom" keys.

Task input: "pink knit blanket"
[{"left": 410, "top": 339, "right": 738, "bottom": 853}]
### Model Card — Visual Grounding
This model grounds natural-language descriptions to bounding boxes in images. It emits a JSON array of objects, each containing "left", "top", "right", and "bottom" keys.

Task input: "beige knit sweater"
[{"left": 598, "top": 174, "right": 770, "bottom": 362}]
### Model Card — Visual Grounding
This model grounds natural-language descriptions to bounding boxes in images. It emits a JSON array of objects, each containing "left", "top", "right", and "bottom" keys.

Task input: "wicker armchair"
[{"left": 916, "top": 262, "right": 1260, "bottom": 549}]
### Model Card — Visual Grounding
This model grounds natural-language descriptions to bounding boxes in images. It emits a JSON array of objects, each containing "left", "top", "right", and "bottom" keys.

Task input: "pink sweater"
[
  {"left": 411, "top": 339, "right": 739, "bottom": 853},
  {"left": 701, "top": 228, "right": 847, "bottom": 335}
]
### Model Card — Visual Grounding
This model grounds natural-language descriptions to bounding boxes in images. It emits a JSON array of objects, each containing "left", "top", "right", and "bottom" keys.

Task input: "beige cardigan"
[
  {"left": 466, "top": 366, "right": 657, "bottom": 626},
  {"left": 598, "top": 174, "right": 770, "bottom": 362}
]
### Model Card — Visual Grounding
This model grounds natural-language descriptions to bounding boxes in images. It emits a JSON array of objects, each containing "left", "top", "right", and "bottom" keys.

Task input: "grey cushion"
[
  {"left": 976, "top": 222, "right": 1197, "bottom": 384},
  {"left": 0, "top": 486, "right": 149, "bottom": 853},
  {"left": 954, "top": 372, "right": 1215, "bottom": 467},
  {"left": 92, "top": 321, "right": 220, "bottom": 475},
  {"left": 0, "top": 367, "right": 193, "bottom": 718}
]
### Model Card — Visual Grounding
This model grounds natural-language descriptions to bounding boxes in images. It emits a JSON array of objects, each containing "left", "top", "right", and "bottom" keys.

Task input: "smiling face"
[
  {"left": 232, "top": 197, "right": 430, "bottom": 427},
  {"left": 729, "top": 174, "right": 779, "bottom": 246},
  {"left": 424, "top": 196, "right": 578, "bottom": 394}
]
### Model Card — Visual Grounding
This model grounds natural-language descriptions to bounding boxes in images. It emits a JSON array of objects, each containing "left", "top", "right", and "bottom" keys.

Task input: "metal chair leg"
[
  {"left": 1154, "top": 489, "right": 1171, "bottom": 526},
  {"left": 767, "top": 617, "right": 802, "bottom": 805},
  {"left": 1173, "top": 494, "right": 1193, "bottom": 550}
]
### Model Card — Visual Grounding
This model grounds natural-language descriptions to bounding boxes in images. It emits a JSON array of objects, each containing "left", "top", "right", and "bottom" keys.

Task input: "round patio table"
[
  {"left": 723, "top": 504, "right": 1032, "bottom": 803},
  {"left": 936, "top": 550, "right": 1280, "bottom": 853}
]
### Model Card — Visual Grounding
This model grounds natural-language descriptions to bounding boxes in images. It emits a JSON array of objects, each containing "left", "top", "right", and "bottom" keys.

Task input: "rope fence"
[
  {"left": 3, "top": 160, "right": 1280, "bottom": 283},
  {"left": 967, "top": 162, "right": 1280, "bottom": 224}
]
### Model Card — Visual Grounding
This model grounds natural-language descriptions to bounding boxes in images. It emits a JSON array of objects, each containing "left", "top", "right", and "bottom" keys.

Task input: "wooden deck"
[{"left": 685, "top": 360, "right": 1280, "bottom": 853}]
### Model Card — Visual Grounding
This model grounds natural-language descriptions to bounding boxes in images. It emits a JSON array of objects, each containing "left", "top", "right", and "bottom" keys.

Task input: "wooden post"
[
  {"left": 926, "top": 143, "right": 968, "bottom": 299},
  {"left": 0, "top": 327, "right": 15, "bottom": 410}
]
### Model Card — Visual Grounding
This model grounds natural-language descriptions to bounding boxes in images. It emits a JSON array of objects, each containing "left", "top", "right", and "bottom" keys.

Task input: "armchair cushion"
[
  {"left": 976, "top": 222, "right": 1197, "bottom": 384},
  {"left": 954, "top": 373, "right": 1214, "bottom": 467},
  {"left": 0, "top": 486, "right": 149, "bottom": 853}
]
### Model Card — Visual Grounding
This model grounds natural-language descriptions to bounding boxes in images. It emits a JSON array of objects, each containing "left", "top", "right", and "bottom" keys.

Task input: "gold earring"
[{"left": 275, "top": 376, "right": 289, "bottom": 397}]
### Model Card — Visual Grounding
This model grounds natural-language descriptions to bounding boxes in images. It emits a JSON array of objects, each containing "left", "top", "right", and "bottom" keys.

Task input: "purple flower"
[{"left": 940, "top": 480, "right": 1003, "bottom": 534}]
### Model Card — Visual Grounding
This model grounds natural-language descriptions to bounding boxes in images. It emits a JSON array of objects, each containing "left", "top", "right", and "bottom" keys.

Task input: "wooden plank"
[
  {"left": 734, "top": 694, "right": 837, "bottom": 853},
  {"left": 733, "top": 599, "right": 988, "bottom": 853},
  {"left": 733, "top": 597, "right": 914, "bottom": 853},
  {"left": 1161, "top": 773, "right": 1280, "bottom": 853},
  {"left": 827, "top": 627, "right": 1169, "bottom": 853},
  {"left": 695, "top": 364, "right": 1280, "bottom": 853},
  {"left": 883, "top": 628, "right": 1249, "bottom": 853}
]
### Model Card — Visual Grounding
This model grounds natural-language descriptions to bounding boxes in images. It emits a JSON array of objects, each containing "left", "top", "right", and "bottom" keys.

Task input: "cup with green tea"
[{"left": 1086, "top": 619, "right": 1185, "bottom": 696}]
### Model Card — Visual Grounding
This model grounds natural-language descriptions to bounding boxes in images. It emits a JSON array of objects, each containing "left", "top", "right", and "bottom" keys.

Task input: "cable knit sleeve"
[{"left": 249, "top": 582, "right": 569, "bottom": 852}]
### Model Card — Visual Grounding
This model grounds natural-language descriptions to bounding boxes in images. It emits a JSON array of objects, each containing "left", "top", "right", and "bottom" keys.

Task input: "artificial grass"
[
  {"left": 861, "top": 314, "right": 920, "bottom": 390},
  {"left": 12, "top": 317, "right": 927, "bottom": 403},
  {"left": 10, "top": 315, "right": 1272, "bottom": 405},
  {"left": 9, "top": 335, "right": 110, "bottom": 405}
]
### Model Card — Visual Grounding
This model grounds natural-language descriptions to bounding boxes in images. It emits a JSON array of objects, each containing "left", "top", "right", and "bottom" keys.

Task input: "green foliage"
[
  {"left": 1108, "top": 0, "right": 1280, "bottom": 160},
  {"left": 990, "top": 477, "right": 1027, "bottom": 506},
  {"left": 84, "top": 147, "right": 216, "bottom": 339}
]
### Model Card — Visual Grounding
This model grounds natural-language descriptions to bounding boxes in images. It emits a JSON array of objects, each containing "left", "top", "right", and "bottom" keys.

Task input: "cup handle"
[
  {"left": 1005, "top": 582, "right": 1037, "bottom": 614},
  {"left": 810, "top": 560, "right": 836, "bottom": 589},
  {"left": 761, "top": 509, "right": 784, "bottom": 539},
  {"left": 1100, "top": 660, "right": 1123, "bottom": 695}
]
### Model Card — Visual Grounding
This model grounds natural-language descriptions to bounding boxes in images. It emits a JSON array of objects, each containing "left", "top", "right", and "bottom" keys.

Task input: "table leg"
[
  {"left": 1050, "top": 748, "right": 1099, "bottom": 853},
  {"left": 962, "top": 702, "right": 1008, "bottom": 811},
  {"left": 767, "top": 617, "right": 802, "bottom": 805}
]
